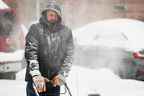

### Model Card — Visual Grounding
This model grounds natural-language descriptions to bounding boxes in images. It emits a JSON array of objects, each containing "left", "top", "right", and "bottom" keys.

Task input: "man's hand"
[
  {"left": 51, "top": 74, "right": 65, "bottom": 87},
  {"left": 33, "top": 75, "right": 46, "bottom": 93},
  {"left": 51, "top": 75, "right": 61, "bottom": 87}
]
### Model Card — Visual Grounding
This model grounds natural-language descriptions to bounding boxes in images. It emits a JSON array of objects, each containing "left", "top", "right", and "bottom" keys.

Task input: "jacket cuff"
[{"left": 30, "top": 70, "right": 41, "bottom": 77}]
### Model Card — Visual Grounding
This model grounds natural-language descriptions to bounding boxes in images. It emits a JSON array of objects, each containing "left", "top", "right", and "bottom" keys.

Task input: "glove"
[
  {"left": 32, "top": 75, "right": 46, "bottom": 93},
  {"left": 51, "top": 74, "right": 65, "bottom": 87}
]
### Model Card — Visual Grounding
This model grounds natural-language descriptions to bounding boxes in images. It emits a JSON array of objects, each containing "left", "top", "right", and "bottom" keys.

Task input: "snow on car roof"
[{"left": 73, "top": 18, "right": 144, "bottom": 51}]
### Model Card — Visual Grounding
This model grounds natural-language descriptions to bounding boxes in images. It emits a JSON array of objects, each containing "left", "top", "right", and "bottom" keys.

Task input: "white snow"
[
  {"left": 67, "top": 65, "right": 144, "bottom": 96},
  {"left": 0, "top": 80, "right": 26, "bottom": 96},
  {"left": 0, "top": 50, "right": 24, "bottom": 62},
  {"left": 73, "top": 18, "right": 144, "bottom": 51},
  {"left": 3, "top": 65, "right": 141, "bottom": 96}
]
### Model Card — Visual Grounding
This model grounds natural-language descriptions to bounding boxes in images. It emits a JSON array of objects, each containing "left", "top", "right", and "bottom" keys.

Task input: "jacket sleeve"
[
  {"left": 25, "top": 24, "right": 41, "bottom": 77},
  {"left": 59, "top": 29, "right": 74, "bottom": 78}
]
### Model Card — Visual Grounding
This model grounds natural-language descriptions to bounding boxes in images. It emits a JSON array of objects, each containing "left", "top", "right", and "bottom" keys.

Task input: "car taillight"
[
  {"left": 133, "top": 52, "right": 139, "bottom": 59},
  {"left": 133, "top": 52, "right": 144, "bottom": 59}
]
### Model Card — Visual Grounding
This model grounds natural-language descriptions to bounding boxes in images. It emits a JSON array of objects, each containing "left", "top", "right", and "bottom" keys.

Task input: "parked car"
[
  {"left": 0, "top": 1, "right": 25, "bottom": 79},
  {"left": 73, "top": 18, "right": 144, "bottom": 80}
]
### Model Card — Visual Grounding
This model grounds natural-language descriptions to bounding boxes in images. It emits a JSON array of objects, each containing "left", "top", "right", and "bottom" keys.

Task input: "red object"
[
  {"left": 133, "top": 52, "right": 140, "bottom": 59},
  {"left": 0, "top": 36, "right": 10, "bottom": 52},
  {"left": 133, "top": 52, "right": 144, "bottom": 59}
]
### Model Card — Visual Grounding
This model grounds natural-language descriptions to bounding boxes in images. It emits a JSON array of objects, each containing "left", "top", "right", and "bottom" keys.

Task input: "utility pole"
[{"left": 122, "top": 0, "right": 127, "bottom": 17}]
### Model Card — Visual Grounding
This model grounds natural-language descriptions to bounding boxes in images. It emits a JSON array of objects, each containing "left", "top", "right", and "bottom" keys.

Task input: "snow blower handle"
[
  {"left": 61, "top": 80, "right": 72, "bottom": 96},
  {"left": 46, "top": 77, "right": 72, "bottom": 96},
  {"left": 33, "top": 83, "right": 40, "bottom": 96}
]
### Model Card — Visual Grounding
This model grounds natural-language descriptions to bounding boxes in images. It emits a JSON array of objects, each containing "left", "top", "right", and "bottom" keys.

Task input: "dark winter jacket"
[{"left": 25, "top": 3, "right": 74, "bottom": 81}]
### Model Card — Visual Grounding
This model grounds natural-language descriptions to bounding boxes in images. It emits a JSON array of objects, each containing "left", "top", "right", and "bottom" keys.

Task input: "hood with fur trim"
[{"left": 40, "top": 3, "right": 62, "bottom": 26}]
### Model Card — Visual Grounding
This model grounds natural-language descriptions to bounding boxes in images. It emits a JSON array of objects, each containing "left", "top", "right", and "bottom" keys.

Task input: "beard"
[{"left": 48, "top": 19, "right": 57, "bottom": 24}]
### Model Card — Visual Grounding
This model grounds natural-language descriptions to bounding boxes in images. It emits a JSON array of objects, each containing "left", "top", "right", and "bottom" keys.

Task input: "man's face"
[{"left": 47, "top": 10, "right": 58, "bottom": 23}]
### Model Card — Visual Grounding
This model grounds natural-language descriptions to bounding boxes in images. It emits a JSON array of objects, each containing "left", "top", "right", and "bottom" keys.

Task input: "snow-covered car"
[
  {"left": 0, "top": 0, "right": 25, "bottom": 79},
  {"left": 73, "top": 18, "right": 144, "bottom": 80}
]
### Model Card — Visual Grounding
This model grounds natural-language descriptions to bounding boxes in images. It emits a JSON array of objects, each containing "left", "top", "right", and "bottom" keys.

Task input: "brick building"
[{"left": 62, "top": 0, "right": 144, "bottom": 28}]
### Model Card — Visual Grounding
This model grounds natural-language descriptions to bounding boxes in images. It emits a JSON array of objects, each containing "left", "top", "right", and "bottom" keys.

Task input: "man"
[{"left": 25, "top": 2, "right": 74, "bottom": 96}]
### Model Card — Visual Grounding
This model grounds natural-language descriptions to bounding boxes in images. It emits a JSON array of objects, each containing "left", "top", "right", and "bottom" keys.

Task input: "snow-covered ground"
[
  {"left": 67, "top": 66, "right": 144, "bottom": 96},
  {"left": 0, "top": 80, "right": 26, "bottom": 96},
  {"left": 0, "top": 66, "right": 144, "bottom": 96},
  {"left": 1, "top": 65, "right": 144, "bottom": 96}
]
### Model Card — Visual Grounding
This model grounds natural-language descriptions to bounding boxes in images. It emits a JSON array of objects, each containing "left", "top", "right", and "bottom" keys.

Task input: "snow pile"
[
  {"left": 73, "top": 18, "right": 144, "bottom": 51},
  {"left": 0, "top": 50, "right": 24, "bottom": 62}
]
